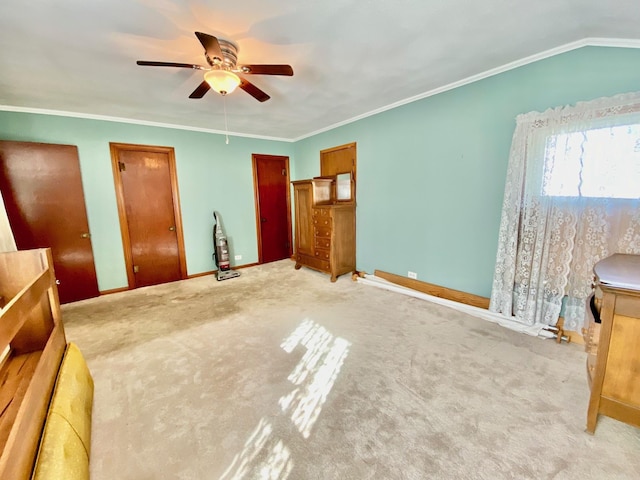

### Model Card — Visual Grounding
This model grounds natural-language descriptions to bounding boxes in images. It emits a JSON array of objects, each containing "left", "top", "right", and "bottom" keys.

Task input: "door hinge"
[
  {"left": 118, "top": 161, "right": 126, "bottom": 172},
  {"left": 133, "top": 265, "right": 139, "bottom": 273}
]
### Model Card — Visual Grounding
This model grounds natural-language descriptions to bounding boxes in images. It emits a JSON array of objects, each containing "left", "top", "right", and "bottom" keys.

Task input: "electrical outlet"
[
  {"left": 408, "top": 271, "right": 417, "bottom": 279},
  {"left": 234, "top": 255, "right": 242, "bottom": 260}
]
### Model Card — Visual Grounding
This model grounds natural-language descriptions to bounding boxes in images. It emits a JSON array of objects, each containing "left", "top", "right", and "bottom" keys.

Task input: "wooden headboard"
[{"left": 0, "top": 249, "right": 67, "bottom": 480}]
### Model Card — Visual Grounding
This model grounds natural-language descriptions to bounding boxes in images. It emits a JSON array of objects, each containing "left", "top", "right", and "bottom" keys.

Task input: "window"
[
  {"left": 491, "top": 92, "right": 640, "bottom": 334},
  {"left": 542, "top": 124, "right": 640, "bottom": 199}
]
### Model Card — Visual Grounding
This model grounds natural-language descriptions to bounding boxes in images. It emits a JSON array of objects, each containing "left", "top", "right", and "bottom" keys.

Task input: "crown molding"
[
  {"left": 2, "top": 38, "right": 639, "bottom": 143},
  {"left": 293, "top": 38, "right": 640, "bottom": 142},
  {"left": 0, "top": 105, "right": 294, "bottom": 143}
]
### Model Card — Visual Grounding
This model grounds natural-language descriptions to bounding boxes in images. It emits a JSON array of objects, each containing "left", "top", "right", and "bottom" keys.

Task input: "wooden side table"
[{"left": 586, "top": 254, "right": 640, "bottom": 433}]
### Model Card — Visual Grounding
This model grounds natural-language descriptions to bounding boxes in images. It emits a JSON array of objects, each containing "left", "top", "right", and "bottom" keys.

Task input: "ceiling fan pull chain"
[{"left": 223, "top": 96, "right": 230, "bottom": 145}]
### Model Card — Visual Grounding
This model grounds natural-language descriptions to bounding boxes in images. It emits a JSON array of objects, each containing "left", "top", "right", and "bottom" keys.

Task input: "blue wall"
[
  {"left": 294, "top": 46, "right": 640, "bottom": 297},
  {"left": 0, "top": 113, "right": 293, "bottom": 291},
  {"left": 2, "top": 46, "right": 640, "bottom": 297}
]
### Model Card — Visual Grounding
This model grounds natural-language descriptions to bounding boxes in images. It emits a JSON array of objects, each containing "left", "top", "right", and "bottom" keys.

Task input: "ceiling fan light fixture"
[{"left": 204, "top": 69, "right": 240, "bottom": 95}]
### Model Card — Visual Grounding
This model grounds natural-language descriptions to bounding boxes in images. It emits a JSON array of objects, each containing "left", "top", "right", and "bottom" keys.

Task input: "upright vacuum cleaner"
[{"left": 213, "top": 211, "right": 240, "bottom": 281}]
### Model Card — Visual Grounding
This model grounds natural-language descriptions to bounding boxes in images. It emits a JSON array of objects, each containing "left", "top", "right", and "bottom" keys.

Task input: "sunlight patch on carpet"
[
  {"left": 220, "top": 319, "right": 350, "bottom": 479},
  {"left": 279, "top": 319, "right": 351, "bottom": 439},
  {"left": 219, "top": 418, "right": 293, "bottom": 480}
]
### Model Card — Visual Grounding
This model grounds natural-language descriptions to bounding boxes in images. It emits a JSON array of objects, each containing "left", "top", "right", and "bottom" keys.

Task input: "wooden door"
[
  {"left": 293, "top": 181, "right": 314, "bottom": 258},
  {"left": 0, "top": 141, "right": 99, "bottom": 303},
  {"left": 320, "top": 142, "right": 357, "bottom": 202},
  {"left": 252, "top": 154, "right": 292, "bottom": 263},
  {"left": 110, "top": 143, "right": 186, "bottom": 289}
]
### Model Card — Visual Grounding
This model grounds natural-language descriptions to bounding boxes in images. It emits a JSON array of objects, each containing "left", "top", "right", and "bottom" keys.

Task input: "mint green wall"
[
  {"left": 2, "top": 47, "right": 639, "bottom": 297},
  {"left": 0, "top": 112, "right": 293, "bottom": 291},
  {"left": 294, "top": 46, "right": 640, "bottom": 297}
]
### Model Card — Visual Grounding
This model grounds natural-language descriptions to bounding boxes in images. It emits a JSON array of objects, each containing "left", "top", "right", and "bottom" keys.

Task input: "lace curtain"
[{"left": 490, "top": 92, "right": 640, "bottom": 332}]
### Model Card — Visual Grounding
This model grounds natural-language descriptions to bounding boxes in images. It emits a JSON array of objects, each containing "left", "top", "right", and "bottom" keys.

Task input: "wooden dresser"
[
  {"left": 292, "top": 178, "right": 355, "bottom": 282},
  {"left": 585, "top": 254, "right": 640, "bottom": 434}
]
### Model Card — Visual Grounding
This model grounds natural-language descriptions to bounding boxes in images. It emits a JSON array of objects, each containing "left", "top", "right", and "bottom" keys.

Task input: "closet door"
[
  {"left": 252, "top": 154, "right": 292, "bottom": 264},
  {"left": 0, "top": 141, "right": 100, "bottom": 303},
  {"left": 110, "top": 143, "right": 186, "bottom": 289}
]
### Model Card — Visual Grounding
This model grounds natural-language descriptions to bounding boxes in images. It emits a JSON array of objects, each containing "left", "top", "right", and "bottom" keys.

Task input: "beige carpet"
[{"left": 61, "top": 260, "right": 640, "bottom": 480}]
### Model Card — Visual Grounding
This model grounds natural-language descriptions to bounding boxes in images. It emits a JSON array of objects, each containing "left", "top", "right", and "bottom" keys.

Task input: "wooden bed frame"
[{"left": 0, "top": 248, "right": 67, "bottom": 480}]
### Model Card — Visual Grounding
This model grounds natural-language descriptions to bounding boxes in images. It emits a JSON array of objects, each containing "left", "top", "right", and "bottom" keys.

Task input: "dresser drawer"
[
  {"left": 314, "top": 226, "right": 331, "bottom": 238},
  {"left": 313, "top": 216, "right": 331, "bottom": 228},
  {"left": 297, "top": 254, "right": 329, "bottom": 273},
  {"left": 315, "top": 237, "right": 331, "bottom": 249},
  {"left": 313, "top": 207, "right": 331, "bottom": 218},
  {"left": 314, "top": 248, "right": 330, "bottom": 261}
]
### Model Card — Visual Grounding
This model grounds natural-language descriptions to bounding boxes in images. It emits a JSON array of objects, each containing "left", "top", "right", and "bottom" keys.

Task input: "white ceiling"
[{"left": 1, "top": 0, "right": 639, "bottom": 141}]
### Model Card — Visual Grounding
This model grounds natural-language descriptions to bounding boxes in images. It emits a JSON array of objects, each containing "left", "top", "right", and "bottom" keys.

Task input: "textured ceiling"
[{"left": 1, "top": 0, "right": 639, "bottom": 141}]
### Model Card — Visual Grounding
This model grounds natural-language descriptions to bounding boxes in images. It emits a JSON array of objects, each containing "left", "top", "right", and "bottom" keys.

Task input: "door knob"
[{"left": 169, "top": 226, "right": 175, "bottom": 231}]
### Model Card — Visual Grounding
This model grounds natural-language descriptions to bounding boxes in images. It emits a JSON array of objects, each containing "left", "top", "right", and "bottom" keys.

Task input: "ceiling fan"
[{"left": 137, "top": 32, "right": 293, "bottom": 102}]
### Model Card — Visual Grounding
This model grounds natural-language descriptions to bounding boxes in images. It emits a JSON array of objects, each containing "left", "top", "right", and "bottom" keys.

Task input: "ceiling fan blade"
[
  {"left": 239, "top": 78, "right": 270, "bottom": 102},
  {"left": 238, "top": 64, "right": 294, "bottom": 76},
  {"left": 189, "top": 81, "right": 211, "bottom": 99},
  {"left": 195, "top": 32, "right": 224, "bottom": 63},
  {"left": 137, "top": 60, "right": 204, "bottom": 70}
]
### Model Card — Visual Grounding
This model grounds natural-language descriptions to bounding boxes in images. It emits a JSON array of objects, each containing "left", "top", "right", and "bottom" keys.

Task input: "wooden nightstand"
[{"left": 586, "top": 254, "right": 640, "bottom": 434}]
